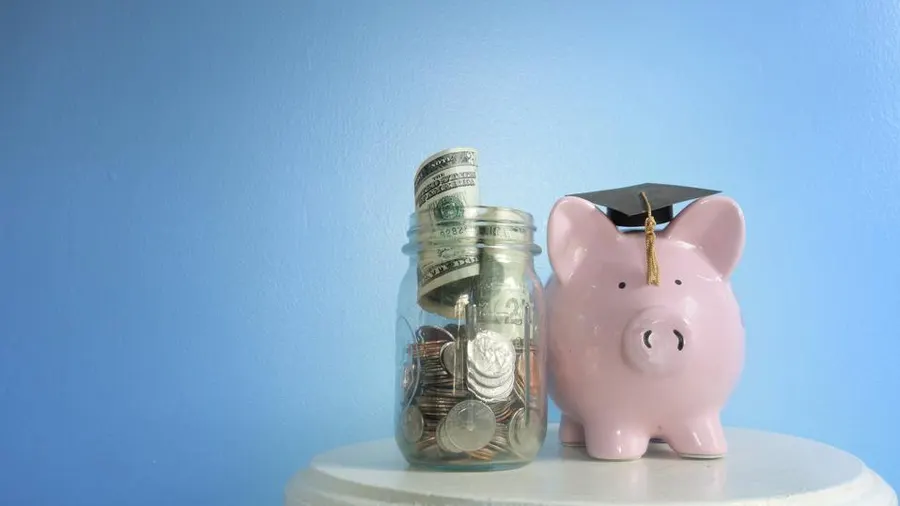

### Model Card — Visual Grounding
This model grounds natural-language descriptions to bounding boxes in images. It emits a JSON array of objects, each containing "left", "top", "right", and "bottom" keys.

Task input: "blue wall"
[{"left": 2, "top": 1, "right": 898, "bottom": 505}]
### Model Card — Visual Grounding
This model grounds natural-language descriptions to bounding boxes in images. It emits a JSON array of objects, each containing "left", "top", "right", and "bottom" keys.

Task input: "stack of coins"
[
  {"left": 398, "top": 322, "right": 544, "bottom": 464},
  {"left": 514, "top": 340, "right": 541, "bottom": 411}
]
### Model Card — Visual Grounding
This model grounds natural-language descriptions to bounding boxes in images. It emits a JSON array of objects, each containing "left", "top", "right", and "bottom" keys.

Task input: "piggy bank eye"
[
  {"left": 675, "top": 279, "right": 682, "bottom": 285},
  {"left": 618, "top": 282, "right": 626, "bottom": 289}
]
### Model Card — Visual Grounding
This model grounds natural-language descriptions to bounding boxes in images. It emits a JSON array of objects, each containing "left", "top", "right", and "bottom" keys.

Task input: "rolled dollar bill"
[
  {"left": 414, "top": 148, "right": 481, "bottom": 318},
  {"left": 414, "top": 147, "right": 479, "bottom": 220}
]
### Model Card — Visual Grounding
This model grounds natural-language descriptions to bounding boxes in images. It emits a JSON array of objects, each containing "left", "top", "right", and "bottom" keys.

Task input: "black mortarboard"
[{"left": 569, "top": 183, "right": 721, "bottom": 228}]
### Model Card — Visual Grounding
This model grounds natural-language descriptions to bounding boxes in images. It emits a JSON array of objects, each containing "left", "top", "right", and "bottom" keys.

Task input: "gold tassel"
[{"left": 640, "top": 191, "right": 661, "bottom": 286}]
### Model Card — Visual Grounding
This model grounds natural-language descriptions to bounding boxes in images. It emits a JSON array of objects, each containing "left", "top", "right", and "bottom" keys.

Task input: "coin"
[
  {"left": 412, "top": 342, "right": 444, "bottom": 352},
  {"left": 417, "top": 325, "right": 454, "bottom": 343},
  {"left": 415, "top": 432, "right": 438, "bottom": 452},
  {"left": 516, "top": 351, "right": 538, "bottom": 388},
  {"left": 468, "top": 376, "right": 514, "bottom": 403},
  {"left": 514, "top": 351, "right": 540, "bottom": 406},
  {"left": 436, "top": 417, "right": 464, "bottom": 453},
  {"left": 422, "top": 363, "right": 449, "bottom": 375},
  {"left": 401, "top": 405, "right": 424, "bottom": 443},
  {"left": 417, "top": 397, "right": 461, "bottom": 411},
  {"left": 489, "top": 400, "right": 515, "bottom": 423},
  {"left": 469, "top": 424, "right": 510, "bottom": 460},
  {"left": 440, "top": 341, "right": 459, "bottom": 376},
  {"left": 401, "top": 362, "right": 419, "bottom": 403},
  {"left": 509, "top": 408, "right": 541, "bottom": 457},
  {"left": 467, "top": 368, "right": 513, "bottom": 388},
  {"left": 467, "top": 330, "right": 516, "bottom": 378},
  {"left": 417, "top": 396, "right": 460, "bottom": 406},
  {"left": 422, "top": 379, "right": 457, "bottom": 389},
  {"left": 422, "top": 386, "right": 469, "bottom": 398},
  {"left": 444, "top": 399, "right": 497, "bottom": 452},
  {"left": 421, "top": 355, "right": 445, "bottom": 365},
  {"left": 410, "top": 343, "right": 445, "bottom": 359}
]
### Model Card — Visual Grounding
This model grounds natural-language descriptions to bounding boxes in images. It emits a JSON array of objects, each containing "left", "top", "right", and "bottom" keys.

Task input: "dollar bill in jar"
[
  {"left": 413, "top": 147, "right": 480, "bottom": 319},
  {"left": 471, "top": 207, "right": 535, "bottom": 341}
]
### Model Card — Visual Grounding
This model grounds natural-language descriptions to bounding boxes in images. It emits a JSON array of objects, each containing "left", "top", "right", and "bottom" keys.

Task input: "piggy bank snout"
[{"left": 622, "top": 307, "right": 692, "bottom": 376}]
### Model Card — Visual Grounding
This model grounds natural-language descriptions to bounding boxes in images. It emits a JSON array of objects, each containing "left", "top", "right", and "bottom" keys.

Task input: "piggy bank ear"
[
  {"left": 547, "top": 196, "right": 620, "bottom": 284},
  {"left": 663, "top": 195, "right": 746, "bottom": 279}
]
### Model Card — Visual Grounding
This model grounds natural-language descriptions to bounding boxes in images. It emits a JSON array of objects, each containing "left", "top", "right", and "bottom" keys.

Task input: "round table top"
[{"left": 284, "top": 424, "right": 896, "bottom": 506}]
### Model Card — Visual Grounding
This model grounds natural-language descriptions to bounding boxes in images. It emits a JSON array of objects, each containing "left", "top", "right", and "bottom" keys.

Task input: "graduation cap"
[
  {"left": 567, "top": 183, "right": 721, "bottom": 286},
  {"left": 568, "top": 183, "right": 720, "bottom": 228}
]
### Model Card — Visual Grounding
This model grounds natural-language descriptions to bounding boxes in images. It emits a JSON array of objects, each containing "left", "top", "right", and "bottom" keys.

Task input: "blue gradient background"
[{"left": 2, "top": 1, "right": 898, "bottom": 505}]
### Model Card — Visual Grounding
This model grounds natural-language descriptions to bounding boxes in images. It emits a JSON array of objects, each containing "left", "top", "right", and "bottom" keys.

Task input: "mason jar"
[{"left": 394, "top": 206, "right": 547, "bottom": 471}]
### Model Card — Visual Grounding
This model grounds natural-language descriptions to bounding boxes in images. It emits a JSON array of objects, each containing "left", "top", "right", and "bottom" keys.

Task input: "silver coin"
[
  {"left": 440, "top": 341, "right": 459, "bottom": 376},
  {"left": 436, "top": 418, "right": 464, "bottom": 453},
  {"left": 468, "top": 376, "right": 514, "bottom": 403},
  {"left": 466, "top": 367, "right": 514, "bottom": 388},
  {"left": 444, "top": 400, "right": 497, "bottom": 452},
  {"left": 466, "top": 330, "right": 516, "bottom": 378},
  {"left": 401, "top": 405, "right": 424, "bottom": 443},
  {"left": 401, "top": 362, "right": 419, "bottom": 403},
  {"left": 467, "top": 367, "right": 514, "bottom": 391},
  {"left": 514, "top": 381, "right": 537, "bottom": 408},
  {"left": 509, "top": 408, "right": 541, "bottom": 457}
]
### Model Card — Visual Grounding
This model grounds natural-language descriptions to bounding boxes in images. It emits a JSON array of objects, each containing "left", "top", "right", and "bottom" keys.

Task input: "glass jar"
[{"left": 394, "top": 206, "right": 547, "bottom": 471}]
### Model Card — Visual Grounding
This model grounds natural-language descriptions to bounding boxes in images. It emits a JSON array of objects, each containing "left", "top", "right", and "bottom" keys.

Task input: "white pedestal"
[{"left": 284, "top": 424, "right": 896, "bottom": 506}]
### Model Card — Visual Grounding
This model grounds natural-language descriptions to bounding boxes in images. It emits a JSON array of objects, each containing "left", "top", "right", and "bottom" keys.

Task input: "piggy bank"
[{"left": 544, "top": 194, "right": 746, "bottom": 461}]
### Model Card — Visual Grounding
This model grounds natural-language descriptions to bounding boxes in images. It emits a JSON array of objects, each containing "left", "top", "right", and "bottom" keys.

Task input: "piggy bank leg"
[
  {"left": 584, "top": 423, "right": 649, "bottom": 461},
  {"left": 665, "top": 415, "right": 727, "bottom": 459},
  {"left": 559, "top": 414, "right": 585, "bottom": 447}
]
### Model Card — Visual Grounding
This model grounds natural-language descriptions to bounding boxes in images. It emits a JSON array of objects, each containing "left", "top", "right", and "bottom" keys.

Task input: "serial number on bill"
[{"left": 438, "top": 226, "right": 474, "bottom": 237}]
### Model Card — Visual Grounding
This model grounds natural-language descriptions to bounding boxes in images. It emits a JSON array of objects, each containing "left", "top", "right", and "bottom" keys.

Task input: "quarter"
[
  {"left": 401, "top": 405, "right": 425, "bottom": 443},
  {"left": 444, "top": 399, "right": 497, "bottom": 452},
  {"left": 468, "top": 377, "right": 514, "bottom": 403},
  {"left": 508, "top": 408, "right": 542, "bottom": 458},
  {"left": 436, "top": 418, "right": 464, "bottom": 453},
  {"left": 440, "top": 341, "right": 459, "bottom": 376},
  {"left": 466, "top": 330, "right": 516, "bottom": 378},
  {"left": 467, "top": 367, "right": 513, "bottom": 388}
]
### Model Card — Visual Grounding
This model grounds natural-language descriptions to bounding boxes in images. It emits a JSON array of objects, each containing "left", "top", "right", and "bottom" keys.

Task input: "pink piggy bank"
[{"left": 545, "top": 193, "right": 746, "bottom": 460}]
